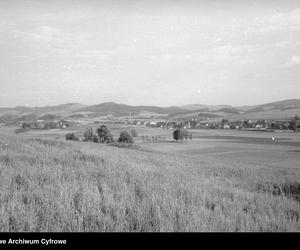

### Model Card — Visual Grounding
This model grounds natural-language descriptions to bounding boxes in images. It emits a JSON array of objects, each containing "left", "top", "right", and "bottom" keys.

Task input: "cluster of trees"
[
  {"left": 83, "top": 127, "right": 99, "bottom": 142},
  {"left": 118, "top": 131, "right": 134, "bottom": 143},
  {"left": 292, "top": 115, "right": 300, "bottom": 132},
  {"left": 141, "top": 135, "right": 166, "bottom": 143},
  {"left": 66, "top": 124, "right": 195, "bottom": 145},
  {"left": 66, "top": 125, "right": 136, "bottom": 144},
  {"left": 141, "top": 128, "right": 192, "bottom": 143},
  {"left": 95, "top": 125, "right": 114, "bottom": 143},
  {"left": 21, "top": 120, "right": 72, "bottom": 130}
]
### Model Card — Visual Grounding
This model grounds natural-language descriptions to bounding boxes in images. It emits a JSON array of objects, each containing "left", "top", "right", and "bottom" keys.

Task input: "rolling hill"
[
  {"left": 76, "top": 102, "right": 186, "bottom": 117},
  {"left": 0, "top": 99, "right": 299, "bottom": 121},
  {"left": 178, "top": 99, "right": 300, "bottom": 121}
]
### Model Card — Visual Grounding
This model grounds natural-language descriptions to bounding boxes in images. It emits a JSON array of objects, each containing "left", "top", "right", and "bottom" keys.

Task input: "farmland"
[
  {"left": 1, "top": 0, "right": 300, "bottom": 234},
  {"left": 1, "top": 123, "right": 300, "bottom": 231}
]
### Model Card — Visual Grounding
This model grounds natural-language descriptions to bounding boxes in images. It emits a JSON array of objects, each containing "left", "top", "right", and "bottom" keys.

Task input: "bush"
[
  {"left": 92, "top": 135, "right": 99, "bottom": 143},
  {"left": 118, "top": 131, "right": 134, "bottom": 143},
  {"left": 65, "top": 133, "right": 79, "bottom": 141},
  {"left": 96, "top": 125, "right": 114, "bottom": 143},
  {"left": 83, "top": 127, "right": 94, "bottom": 142},
  {"left": 130, "top": 129, "right": 138, "bottom": 137},
  {"left": 173, "top": 128, "right": 188, "bottom": 141},
  {"left": 21, "top": 122, "right": 31, "bottom": 129}
]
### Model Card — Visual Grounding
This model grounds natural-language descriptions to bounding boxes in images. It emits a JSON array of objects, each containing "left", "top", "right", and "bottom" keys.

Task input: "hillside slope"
[
  {"left": 0, "top": 103, "right": 87, "bottom": 118},
  {"left": 0, "top": 133, "right": 300, "bottom": 231},
  {"left": 77, "top": 102, "right": 186, "bottom": 117}
]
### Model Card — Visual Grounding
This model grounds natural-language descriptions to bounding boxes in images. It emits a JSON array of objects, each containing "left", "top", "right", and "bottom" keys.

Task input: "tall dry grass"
[{"left": 0, "top": 133, "right": 300, "bottom": 232}]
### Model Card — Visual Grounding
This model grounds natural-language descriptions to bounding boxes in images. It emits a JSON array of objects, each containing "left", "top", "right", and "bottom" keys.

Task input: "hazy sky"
[{"left": 0, "top": 0, "right": 300, "bottom": 107}]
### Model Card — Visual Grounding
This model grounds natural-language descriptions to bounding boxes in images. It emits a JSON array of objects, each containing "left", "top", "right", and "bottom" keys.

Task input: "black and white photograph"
[{"left": 0, "top": 0, "right": 300, "bottom": 240}]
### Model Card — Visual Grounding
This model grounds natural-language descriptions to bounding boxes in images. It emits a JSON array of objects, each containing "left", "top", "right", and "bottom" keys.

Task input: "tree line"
[
  {"left": 66, "top": 125, "right": 193, "bottom": 144},
  {"left": 66, "top": 125, "right": 137, "bottom": 144}
]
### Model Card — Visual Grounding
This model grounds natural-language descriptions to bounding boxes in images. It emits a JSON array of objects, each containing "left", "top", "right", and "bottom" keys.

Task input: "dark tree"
[
  {"left": 21, "top": 122, "right": 31, "bottom": 129},
  {"left": 221, "top": 119, "right": 229, "bottom": 124},
  {"left": 130, "top": 129, "right": 138, "bottom": 137},
  {"left": 173, "top": 128, "right": 188, "bottom": 141},
  {"left": 92, "top": 134, "right": 99, "bottom": 143},
  {"left": 292, "top": 116, "right": 300, "bottom": 132},
  {"left": 96, "top": 125, "right": 114, "bottom": 143},
  {"left": 83, "top": 127, "right": 94, "bottom": 142},
  {"left": 118, "top": 131, "right": 134, "bottom": 143}
]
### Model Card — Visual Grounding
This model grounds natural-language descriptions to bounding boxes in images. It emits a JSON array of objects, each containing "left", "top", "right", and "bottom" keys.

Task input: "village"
[
  {"left": 18, "top": 119, "right": 74, "bottom": 130},
  {"left": 0, "top": 112, "right": 299, "bottom": 134},
  {"left": 120, "top": 116, "right": 300, "bottom": 132}
]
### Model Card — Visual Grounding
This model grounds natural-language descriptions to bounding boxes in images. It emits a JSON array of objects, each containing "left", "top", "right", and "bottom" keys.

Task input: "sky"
[{"left": 0, "top": 0, "right": 300, "bottom": 107}]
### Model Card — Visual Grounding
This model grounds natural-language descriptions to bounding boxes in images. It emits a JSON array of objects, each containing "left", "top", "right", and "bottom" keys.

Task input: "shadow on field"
[
  {"left": 255, "top": 182, "right": 300, "bottom": 204},
  {"left": 163, "top": 140, "right": 193, "bottom": 144},
  {"left": 143, "top": 140, "right": 189, "bottom": 144}
]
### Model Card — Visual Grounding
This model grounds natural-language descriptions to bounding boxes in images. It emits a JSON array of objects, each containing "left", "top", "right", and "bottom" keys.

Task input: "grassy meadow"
[{"left": 1, "top": 127, "right": 300, "bottom": 232}]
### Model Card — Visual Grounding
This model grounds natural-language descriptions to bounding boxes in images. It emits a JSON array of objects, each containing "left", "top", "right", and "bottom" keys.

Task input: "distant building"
[{"left": 223, "top": 124, "right": 230, "bottom": 129}]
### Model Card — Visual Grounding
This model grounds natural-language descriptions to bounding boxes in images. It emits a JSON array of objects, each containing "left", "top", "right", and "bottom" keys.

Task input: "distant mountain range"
[{"left": 0, "top": 99, "right": 300, "bottom": 121}]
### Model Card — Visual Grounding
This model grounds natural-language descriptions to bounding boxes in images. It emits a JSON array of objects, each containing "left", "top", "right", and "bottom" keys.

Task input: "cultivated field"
[{"left": 0, "top": 124, "right": 300, "bottom": 231}]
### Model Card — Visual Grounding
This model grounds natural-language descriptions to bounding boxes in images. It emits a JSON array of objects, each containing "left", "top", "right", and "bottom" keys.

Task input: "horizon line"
[{"left": 0, "top": 98, "right": 300, "bottom": 109}]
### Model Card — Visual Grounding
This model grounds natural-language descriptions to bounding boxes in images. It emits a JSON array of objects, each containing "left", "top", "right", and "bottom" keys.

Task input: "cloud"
[
  {"left": 11, "top": 24, "right": 88, "bottom": 45},
  {"left": 256, "top": 8, "right": 300, "bottom": 32},
  {"left": 10, "top": 25, "right": 67, "bottom": 43},
  {"left": 284, "top": 55, "right": 300, "bottom": 67}
]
